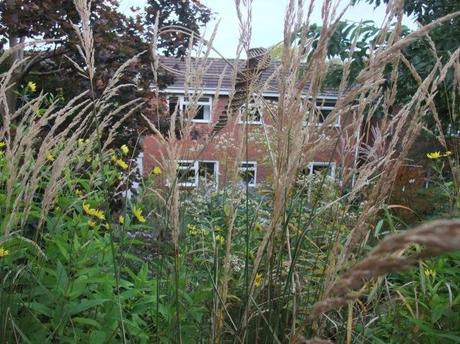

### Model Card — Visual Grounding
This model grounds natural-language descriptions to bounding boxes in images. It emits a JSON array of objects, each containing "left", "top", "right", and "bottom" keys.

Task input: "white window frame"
[
  {"left": 167, "top": 95, "right": 213, "bottom": 123},
  {"left": 239, "top": 161, "right": 257, "bottom": 187},
  {"left": 307, "top": 161, "right": 336, "bottom": 179},
  {"left": 175, "top": 160, "right": 219, "bottom": 188},
  {"left": 317, "top": 105, "right": 340, "bottom": 127},
  {"left": 197, "top": 160, "right": 219, "bottom": 188},
  {"left": 302, "top": 98, "right": 340, "bottom": 128},
  {"left": 176, "top": 160, "right": 198, "bottom": 187}
]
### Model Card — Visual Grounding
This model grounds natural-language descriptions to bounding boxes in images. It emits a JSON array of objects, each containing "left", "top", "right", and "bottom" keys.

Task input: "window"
[
  {"left": 239, "top": 98, "right": 263, "bottom": 124},
  {"left": 316, "top": 98, "right": 339, "bottom": 126},
  {"left": 303, "top": 98, "right": 339, "bottom": 127},
  {"left": 177, "top": 161, "right": 198, "bottom": 187},
  {"left": 306, "top": 161, "right": 336, "bottom": 178},
  {"left": 168, "top": 95, "right": 212, "bottom": 123},
  {"left": 176, "top": 160, "right": 218, "bottom": 188},
  {"left": 198, "top": 161, "right": 219, "bottom": 187},
  {"left": 239, "top": 162, "right": 257, "bottom": 187}
]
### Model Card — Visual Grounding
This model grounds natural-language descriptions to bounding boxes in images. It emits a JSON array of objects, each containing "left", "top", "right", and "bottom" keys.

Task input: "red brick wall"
[{"left": 143, "top": 95, "right": 359, "bottom": 187}]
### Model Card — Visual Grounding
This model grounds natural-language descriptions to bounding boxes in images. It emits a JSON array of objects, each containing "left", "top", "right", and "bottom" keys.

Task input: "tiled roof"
[{"left": 158, "top": 56, "right": 339, "bottom": 98}]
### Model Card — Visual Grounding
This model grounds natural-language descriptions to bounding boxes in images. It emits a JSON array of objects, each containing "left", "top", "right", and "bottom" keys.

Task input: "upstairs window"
[
  {"left": 316, "top": 98, "right": 339, "bottom": 127},
  {"left": 239, "top": 162, "right": 257, "bottom": 187},
  {"left": 168, "top": 95, "right": 212, "bottom": 123}
]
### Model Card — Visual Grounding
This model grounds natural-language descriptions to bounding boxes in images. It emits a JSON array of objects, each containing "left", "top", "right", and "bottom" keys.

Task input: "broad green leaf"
[{"left": 68, "top": 299, "right": 108, "bottom": 315}]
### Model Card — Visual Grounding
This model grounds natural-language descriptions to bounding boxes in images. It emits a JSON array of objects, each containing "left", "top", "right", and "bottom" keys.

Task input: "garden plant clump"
[{"left": 0, "top": 0, "right": 460, "bottom": 342}]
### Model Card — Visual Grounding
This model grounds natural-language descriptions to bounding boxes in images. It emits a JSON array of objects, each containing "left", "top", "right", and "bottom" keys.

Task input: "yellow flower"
[
  {"left": 254, "top": 272, "right": 263, "bottom": 288},
  {"left": 120, "top": 144, "right": 129, "bottom": 155},
  {"left": 82, "top": 203, "right": 105, "bottom": 220},
  {"left": 444, "top": 151, "right": 452, "bottom": 157},
  {"left": 88, "top": 220, "right": 97, "bottom": 229},
  {"left": 115, "top": 158, "right": 128, "bottom": 170},
  {"left": 91, "top": 208, "right": 106, "bottom": 221},
  {"left": 111, "top": 155, "right": 117, "bottom": 162},
  {"left": 102, "top": 223, "right": 111, "bottom": 230},
  {"left": 424, "top": 269, "right": 436, "bottom": 279},
  {"left": 46, "top": 153, "right": 55, "bottom": 161},
  {"left": 83, "top": 203, "right": 92, "bottom": 215},
  {"left": 216, "top": 234, "right": 225, "bottom": 246},
  {"left": 0, "top": 141, "right": 5, "bottom": 149},
  {"left": 426, "top": 151, "right": 441, "bottom": 160},
  {"left": 75, "top": 189, "right": 83, "bottom": 197},
  {"left": 26, "top": 81, "right": 37, "bottom": 93},
  {"left": 118, "top": 215, "right": 124, "bottom": 224},
  {"left": 0, "top": 247, "right": 9, "bottom": 257},
  {"left": 152, "top": 166, "right": 162, "bottom": 175},
  {"left": 133, "top": 207, "right": 146, "bottom": 223},
  {"left": 188, "top": 224, "right": 198, "bottom": 236}
]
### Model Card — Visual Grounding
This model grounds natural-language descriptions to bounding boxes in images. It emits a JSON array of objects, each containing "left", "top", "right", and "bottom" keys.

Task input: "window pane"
[
  {"left": 239, "top": 162, "right": 256, "bottom": 186},
  {"left": 194, "top": 106, "right": 205, "bottom": 120},
  {"left": 198, "top": 162, "right": 217, "bottom": 185},
  {"left": 193, "top": 105, "right": 211, "bottom": 121},
  {"left": 319, "top": 109, "right": 332, "bottom": 122},
  {"left": 316, "top": 99, "right": 336, "bottom": 107},
  {"left": 178, "top": 169, "right": 196, "bottom": 184},
  {"left": 239, "top": 170, "right": 255, "bottom": 185},
  {"left": 169, "top": 97, "right": 178, "bottom": 116},
  {"left": 309, "top": 163, "right": 334, "bottom": 177},
  {"left": 177, "top": 161, "right": 196, "bottom": 185}
]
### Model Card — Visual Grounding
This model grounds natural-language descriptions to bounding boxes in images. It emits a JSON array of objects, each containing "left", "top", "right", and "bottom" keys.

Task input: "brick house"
[{"left": 143, "top": 52, "right": 359, "bottom": 189}]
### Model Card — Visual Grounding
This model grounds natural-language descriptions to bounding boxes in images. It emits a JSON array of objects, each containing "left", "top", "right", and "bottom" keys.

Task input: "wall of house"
[{"left": 143, "top": 94, "right": 359, "bottom": 189}]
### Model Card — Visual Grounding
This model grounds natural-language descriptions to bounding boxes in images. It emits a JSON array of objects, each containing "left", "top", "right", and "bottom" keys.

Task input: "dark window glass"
[
  {"left": 169, "top": 97, "right": 179, "bottom": 116},
  {"left": 177, "top": 162, "right": 196, "bottom": 185},
  {"left": 198, "top": 162, "right": 217, "bottom": 184},
  {"left": 239, "top": 162, "right": 256, "bottom": 186},
  {"left": 319, "top": 109, "right": 332, "bottom": 123},
  {"left": 194, "top": 106, "right": 205, "bottom": 120}
]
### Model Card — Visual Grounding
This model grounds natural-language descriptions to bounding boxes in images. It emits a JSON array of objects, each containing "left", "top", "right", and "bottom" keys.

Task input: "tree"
[
  {"left": 358, "top": 0, "right": 460, "bottom": 133},
  {"left": 291, "top": 10, "right": 459, "bottom": 133},
  {"left": 145, "top": 0, "right": 213, "bottom": 57},
  {"left": 0, "top": 0, "right": 212, "bottom": 127}
]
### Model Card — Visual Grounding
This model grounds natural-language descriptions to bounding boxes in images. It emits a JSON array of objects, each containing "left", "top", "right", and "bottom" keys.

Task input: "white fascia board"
[{"left": 163, "top": 87, "right": 339, "bottom": 100}]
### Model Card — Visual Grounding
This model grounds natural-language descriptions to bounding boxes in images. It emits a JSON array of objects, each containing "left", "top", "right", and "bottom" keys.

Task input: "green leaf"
[
  {"left": 28, "top": 302, "right": 52, "bottom": 317},
  {"left": 68, "top": 299, "right": 108, "bottom": 315},
  {"left": 68, "top": 275, "right": 89, "bottom": 300},
  {"left": 374, "top": 219, "right": 384, "bottom": 237},
  {"left": 89, "top": 330, "right": 107, "bottom": 344},
  {"left": 72, "top": 317, "right": 102, "bottom": 329},
  {"left": 53, "top": 238, "right": 70, "bottom": 261},
  {"left": 56, "top": 260, "right": 69, "bottom": 293}
]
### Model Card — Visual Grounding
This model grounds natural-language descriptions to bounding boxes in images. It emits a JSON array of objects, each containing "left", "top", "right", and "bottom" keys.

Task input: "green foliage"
[{"left": 365, "top": 253, "right": 460, "bottom": 343}]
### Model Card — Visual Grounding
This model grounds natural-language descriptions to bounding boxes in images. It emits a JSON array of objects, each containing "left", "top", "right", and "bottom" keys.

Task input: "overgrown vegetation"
[{"left": 0, "top": 0, "right": 459, "bottom": 343}]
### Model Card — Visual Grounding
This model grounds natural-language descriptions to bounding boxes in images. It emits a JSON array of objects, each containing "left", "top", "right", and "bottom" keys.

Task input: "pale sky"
[{"left": 120, "top": 0, "right": 416, "bottom": 57}]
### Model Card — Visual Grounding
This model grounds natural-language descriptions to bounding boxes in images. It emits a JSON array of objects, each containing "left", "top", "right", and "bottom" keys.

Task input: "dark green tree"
[
  {"left": 0, "top": 0, "right": 212, "bottom": 121},
  {"left": 358, "top": 0, "right": 460, "bottom": 133}
]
